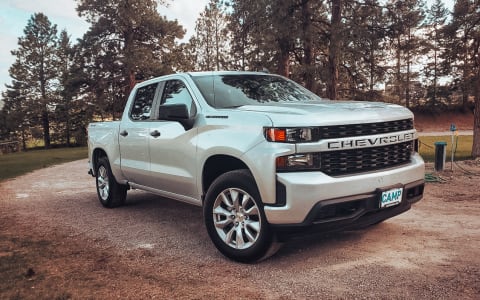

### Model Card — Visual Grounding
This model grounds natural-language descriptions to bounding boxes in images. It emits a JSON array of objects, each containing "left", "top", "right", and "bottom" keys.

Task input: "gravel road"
[{"left": 1, "top": 159, "right": 479, "bottom": 299}]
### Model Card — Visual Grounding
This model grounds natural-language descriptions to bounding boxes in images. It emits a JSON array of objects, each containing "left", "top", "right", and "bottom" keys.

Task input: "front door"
[{"left": 147, "top": 79, "right": 198, "bottom": 200}]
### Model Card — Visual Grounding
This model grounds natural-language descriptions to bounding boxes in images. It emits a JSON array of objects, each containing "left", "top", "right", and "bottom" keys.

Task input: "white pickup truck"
[{"left": 88, "top": 71, "right": 424, "bottom": 262}]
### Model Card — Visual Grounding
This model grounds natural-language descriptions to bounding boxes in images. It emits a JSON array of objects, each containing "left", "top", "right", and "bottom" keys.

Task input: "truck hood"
[{"left": 236, "top": 100, "right": 413, "bottom": 126}]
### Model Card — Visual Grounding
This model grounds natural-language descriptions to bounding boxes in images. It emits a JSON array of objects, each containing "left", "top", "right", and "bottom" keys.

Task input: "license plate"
[{"left": 380, "top": 187, "right": 403, "bottom": 208}]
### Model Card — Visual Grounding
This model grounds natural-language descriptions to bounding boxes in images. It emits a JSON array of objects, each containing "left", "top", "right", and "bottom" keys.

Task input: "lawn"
[
  {"left": 419, "top": 135, "right": 473, "bottom": 162},
  {"left": 0, "top": 136, "right": 473, "bottom": 182},
  {"left": 0, "top": 147, "right": 87, "bottom": 181}
]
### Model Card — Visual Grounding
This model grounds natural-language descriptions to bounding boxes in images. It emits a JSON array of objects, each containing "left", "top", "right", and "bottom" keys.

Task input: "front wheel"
[
  {"left": 95, "top": 156, "right": 127, "bottom": 208},
  {"left": 204, "top": 169, "right": 279, "bottom": 263}
]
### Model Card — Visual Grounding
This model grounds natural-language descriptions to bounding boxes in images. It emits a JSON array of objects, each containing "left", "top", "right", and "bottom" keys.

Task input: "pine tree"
[
  {"left": 76, "top": 0, "right": 185, "bottom": 118},
  {"left": 227, "top": 0, "right": 302, "bottom": 75},
  {"left": 296, "top": 0, "right": 328, "bottom": 92},
  {"left": 1, "top": 81, "right": 30, "bottom": 149},
  {"left": 442, "top": 0, "right": 479, "bottom": 157},
  {"left": 193, "top": 0, "right": 230, "bottom": 71},
  {"left": 227, "top": 0, "right": 271, "bottom": 71},
  {"left": 386, "top": 0, "right": 426, "bottom": 108},
  {"left": 342, "top": 0, "right": 388, "bottom": 100},
  {"left": 424, "top": 0, "right": 449, "bottom": 108},
  {"left": 327, "top": 0, "right": 342, "bottom": 100},
  {"left": 56, "top": 30, "right": 75, "bottom": 146},
  {"left": 443, "top": 0, "right": 479, "bottom": 111},
  {"left": 7, "top": 13, "right": 59, "bottom": 149}
]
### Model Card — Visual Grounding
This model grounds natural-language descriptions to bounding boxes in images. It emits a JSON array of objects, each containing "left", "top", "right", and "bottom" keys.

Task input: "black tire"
[
  {"left": 95, "top": 156, "right": 127, "bottom": 208},
  {"left": 204, "top": 169, "right": 278, "bottom": 263}
]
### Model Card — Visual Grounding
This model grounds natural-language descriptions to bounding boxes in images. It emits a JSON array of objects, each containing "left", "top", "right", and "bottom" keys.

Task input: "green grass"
[
  {"left": 419, "top": 135, "right": 473, "bottom": 162},
  {"left": 0, "top": 147, "right": 87, "bottom": 181},
  {"left": 0, "top": 136, "right": 473, "bottom": 181}
]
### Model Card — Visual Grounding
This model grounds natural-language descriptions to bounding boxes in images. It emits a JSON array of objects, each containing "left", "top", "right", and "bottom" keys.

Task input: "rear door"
[{"left": 119, "top": 81, "right": 161, "bottom": 184}]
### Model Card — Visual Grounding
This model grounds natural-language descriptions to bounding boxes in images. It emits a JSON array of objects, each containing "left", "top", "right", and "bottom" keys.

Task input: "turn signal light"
[
  {"left": 265, "top": 127, "right": 312, "bottom": 143},
  {"left": 266, "top": 128, "right": 287, "bottom": 142}
]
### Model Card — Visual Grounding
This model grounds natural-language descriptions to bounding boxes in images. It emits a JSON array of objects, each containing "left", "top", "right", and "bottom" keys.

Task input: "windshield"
[{"left": 191, "top": 74, "right": 321, "bottom": 108}]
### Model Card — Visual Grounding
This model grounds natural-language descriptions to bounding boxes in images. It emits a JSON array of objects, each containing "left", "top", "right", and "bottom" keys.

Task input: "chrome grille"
[
  {"left": 313, "top": 119, "right": 413, "bottom": 140},
  {"left": 320, "top": 141, "right": 413, "bottom": 176}
]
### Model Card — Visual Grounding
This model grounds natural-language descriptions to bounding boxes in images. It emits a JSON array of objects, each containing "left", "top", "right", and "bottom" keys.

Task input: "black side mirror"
[{"left": 158, "top": 104, "right": 194, "bottom": 129}]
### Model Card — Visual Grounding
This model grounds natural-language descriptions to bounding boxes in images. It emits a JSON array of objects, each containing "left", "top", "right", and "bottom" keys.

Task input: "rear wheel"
[
  {"left": 95, "top": 156, "right": 127, "bottom": 208},
  {"left": 204, "top": 169, "right": 279, "bottom": 263}
]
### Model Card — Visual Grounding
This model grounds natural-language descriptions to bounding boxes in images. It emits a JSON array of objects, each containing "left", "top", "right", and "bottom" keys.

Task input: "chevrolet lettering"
[
  {"left": 87, "top": 71, "right": 425, "bottom": 263},
  {"left": 327, "top": 132, "right": 415, "bottom": 150}
]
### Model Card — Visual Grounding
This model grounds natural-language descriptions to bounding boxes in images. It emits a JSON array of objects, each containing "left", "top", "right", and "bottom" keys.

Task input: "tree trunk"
[
  {"left": 215, "top": 19, "right": 220, "bottom": 71},
  {"left": 433, "top": 47, "right": 437, "bottom": 106},
  {"left": 276, "top": 38, "right": 290, "bottom": 77},
  {"left": 124, "top": 20, "right": 135, "bottom": 118},
  {"left": 302, "top": 0, "right": 315, "bottom": 91},
  {"left": 241, "top": 32, "right": 246, "bottom": 70},
  {"left": 129, "top": 69, "right": 136, "bottom": 91},
  {"left": 42, "top": 108, "right": 51, "bottom": 149},
  {"left": 328, "top": 0, "right": 341, "bottom": 100},
  {"left": 395, "top": 37, "right": 402, "bottom": 103},
  {"left": 21, "top": 129, "right": 27, "bottom": 151},
  {"left": 433, "top": 25, "right": 438, "bottom": 106},
  {"left": 473, "top": 94, "right": 480, "bottom": 158},
  {"left": 405, "top": 28, "right": 412, "bottom": 108},
  {"left": 462, "top": 33, "right": 469, "bottom": 112},
  {"left": 65, "top": 98, "right": 71, "bottom": 147},
  {"left": 40, "top": 56, "right": 50, "bottom": 149},
  {"left": 369, "top": 45, "right": 375, "bottom": 94},
  {"left": 406, "top": 54, "right": 411, "bottom": 108},
  {"left": 472, "top": 51, "right": 480, "bottom": 158},
  {"left": 206, "top": 26, "right": 212, "bottom": 70}
]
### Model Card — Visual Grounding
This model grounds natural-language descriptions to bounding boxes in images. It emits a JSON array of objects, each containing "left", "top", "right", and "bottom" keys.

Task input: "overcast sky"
[
  {"left": 0, "top": 0, "right": 209, "bottom": 96},
  {"left": 0, "top": 0, "right": 454, "bottom": 98}
]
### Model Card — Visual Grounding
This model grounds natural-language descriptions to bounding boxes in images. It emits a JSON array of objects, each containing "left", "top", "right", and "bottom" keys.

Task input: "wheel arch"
[
  {"left": 91, "top": 148, "right": 108, "bottom": 176},
  {"left": 202, "top": 155, "right": 252, "bottom": 201}
]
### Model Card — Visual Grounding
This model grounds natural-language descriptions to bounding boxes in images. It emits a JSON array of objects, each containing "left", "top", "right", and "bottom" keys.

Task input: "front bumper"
[
  {"left": 264, "top": 154, "right": 425, "bottom": 226},
  {"left": 271, "top": 179, "right": 423, "bottom": 241}
]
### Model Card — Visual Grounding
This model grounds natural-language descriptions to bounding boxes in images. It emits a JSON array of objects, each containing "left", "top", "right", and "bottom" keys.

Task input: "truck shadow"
[
  {"left": 114, "top": 191, "right": 406, "bottom": 264},
  {"left": 268, "top": 221, "right": 407, "bottom": 266}
]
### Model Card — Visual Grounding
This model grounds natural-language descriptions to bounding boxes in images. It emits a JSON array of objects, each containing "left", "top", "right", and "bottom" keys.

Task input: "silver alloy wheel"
[
  {"left": 212, "top": 188, "right": 261, "bottom": 250},
  {"left": 97, "top": 165, "right": 110, "bottom": 201}
]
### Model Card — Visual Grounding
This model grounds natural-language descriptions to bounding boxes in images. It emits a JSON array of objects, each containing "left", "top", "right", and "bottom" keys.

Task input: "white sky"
[
  {"left": 0, "top": 0, "right": 454, "bottom": 97},
  {"left": 0, "top": 0, "right": 209, "bottom": 96}
]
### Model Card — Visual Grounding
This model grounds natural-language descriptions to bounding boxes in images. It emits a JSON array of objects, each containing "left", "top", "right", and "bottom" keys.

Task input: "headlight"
[
  {"left": 276, "top": 153, "right": 320, "bottom": 171},
  {"left": 265, "top": 127, "right": 312, "bottom": 143}
]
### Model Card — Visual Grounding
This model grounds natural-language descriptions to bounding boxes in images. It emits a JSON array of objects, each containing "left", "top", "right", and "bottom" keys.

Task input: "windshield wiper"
[{"left": 221, "top": 105, "right": 244, "bottom": 108}]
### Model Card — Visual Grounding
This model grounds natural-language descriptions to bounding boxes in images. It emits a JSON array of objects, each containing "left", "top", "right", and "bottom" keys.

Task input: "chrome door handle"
[{"left": 150, "top": 130, "right": 161, "bottom": 137}]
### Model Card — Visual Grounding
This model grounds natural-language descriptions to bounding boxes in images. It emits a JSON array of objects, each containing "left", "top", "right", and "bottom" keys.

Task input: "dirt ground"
[{"left": 0, "top": 112, "right": 479, "bottom": 299}]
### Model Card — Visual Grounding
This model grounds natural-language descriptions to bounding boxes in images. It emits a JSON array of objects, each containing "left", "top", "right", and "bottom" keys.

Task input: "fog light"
[{"left": 276, "top": 153, "right": 320, "bottom": 171}]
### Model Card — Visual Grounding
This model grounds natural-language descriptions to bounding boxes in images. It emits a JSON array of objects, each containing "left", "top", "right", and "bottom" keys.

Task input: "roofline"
[{"left": 186, "top": 71, "right": 274, "bottom": 77}]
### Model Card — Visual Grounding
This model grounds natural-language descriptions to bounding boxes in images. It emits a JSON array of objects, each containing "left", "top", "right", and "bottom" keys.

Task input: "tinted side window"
[
  {"left": 130, "top": 83, "right": 157, "bottom": 120},
  {"left": 161, "top": 80, "right": 196, "bottom": 116}
]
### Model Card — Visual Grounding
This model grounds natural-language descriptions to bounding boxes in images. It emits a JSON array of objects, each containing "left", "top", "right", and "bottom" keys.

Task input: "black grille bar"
[
  {"left": 313, "top": 119, "right": 413, "bottom": 140},
  {"left": 320, "top": 141, "right": 413, "bottom": 176}
]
